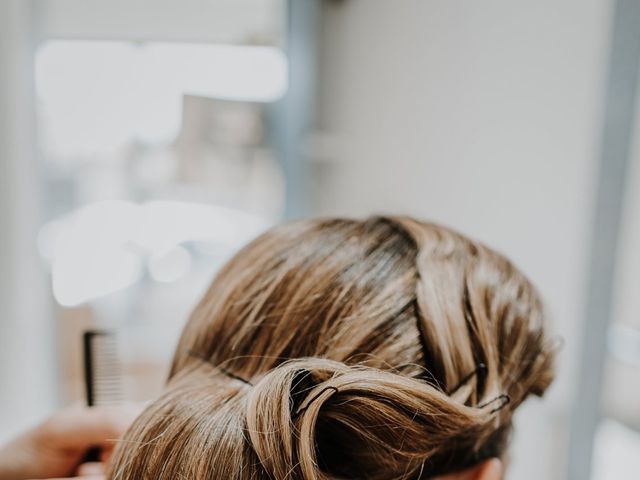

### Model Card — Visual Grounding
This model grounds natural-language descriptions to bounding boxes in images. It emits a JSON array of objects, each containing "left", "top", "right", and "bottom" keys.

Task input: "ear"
[{"left": 434, "top": 458, "right": 503, "bottom": 480}]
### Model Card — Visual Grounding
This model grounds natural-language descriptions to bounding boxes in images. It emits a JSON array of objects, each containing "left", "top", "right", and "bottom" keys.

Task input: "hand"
[
  {"left": 0, "top": 404, "right": 140, "bottom": 480},
  {"left": 32, "top": 461, "right": 106, "bottom": 480}
]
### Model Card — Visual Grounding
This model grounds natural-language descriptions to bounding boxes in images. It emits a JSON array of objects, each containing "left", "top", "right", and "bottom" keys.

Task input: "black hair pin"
[
  {"left": 477, "top": 394, "right": 511, "bottom": 414},
  {"left": 186, "top": 349, "right": 253, "bottom": 386},
  {"left": 447, "top": 363, "right": 487, "bottom": 395},
  {"left": 294, "top": 386, "right": 339, "bottom": 419}
]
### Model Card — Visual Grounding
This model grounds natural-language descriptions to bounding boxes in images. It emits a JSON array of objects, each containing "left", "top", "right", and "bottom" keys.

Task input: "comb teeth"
[{"left": 83, "top": 330, "right": 124, "bottom": 406}]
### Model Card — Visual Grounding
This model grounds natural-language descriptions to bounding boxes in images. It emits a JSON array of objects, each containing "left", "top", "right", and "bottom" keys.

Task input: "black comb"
[{"left": 82, "top": 330, "right": 124, "bottom": 462}]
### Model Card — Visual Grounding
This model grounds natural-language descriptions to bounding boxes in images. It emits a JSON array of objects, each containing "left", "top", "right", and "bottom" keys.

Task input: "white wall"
[
  {"left": 0, "top": 0, "right": 57, "bottom": 441},
  {"left": 313, "top": 1, "right": 613, "bottom": 478}
]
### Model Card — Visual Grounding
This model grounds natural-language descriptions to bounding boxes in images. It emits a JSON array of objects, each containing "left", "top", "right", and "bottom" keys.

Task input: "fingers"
[
  {"left": 76, "top": 462, "right": 105, "bottom": 476},
  {"left": 26, "top": 461, "right": 106, "bottom": 479},
  {"left": 31, "top": 477, "right": 104, "bottom": 480},
  {"left": 0, "top": 405, "right": 140, "bottom": 480},
  {"left": 37, "top": 404, "right": 143, "bottom": 451}
]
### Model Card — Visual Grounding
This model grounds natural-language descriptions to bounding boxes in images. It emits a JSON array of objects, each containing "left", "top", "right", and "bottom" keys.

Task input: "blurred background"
[{"left": 0, "top": 0, "right": 639, "bottom": 478}]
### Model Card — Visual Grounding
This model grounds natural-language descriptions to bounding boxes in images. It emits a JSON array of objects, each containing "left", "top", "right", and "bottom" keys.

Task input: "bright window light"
[
  {"left": 42, "top": 200, "right": 270, "bottom": 306},
  {"left": 148, "top": 246, "right": 192, "bottom": 283},
  {"left": 36, "top": 40, "right": 288, "bottom": 156},
  {"left": 51, "top": 201, "right": 144, "bottom": 306}
]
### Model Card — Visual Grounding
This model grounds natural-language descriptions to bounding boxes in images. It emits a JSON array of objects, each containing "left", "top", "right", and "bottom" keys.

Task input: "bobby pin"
[
  {"left": 447, "top": 363, "right": 487, "bottom": 395},
  {"left": 477, "top": 394, "right": 511, "bottom": 414},
  {"left": 294, "top": 386, "right": 339, "bottom": 418},
  {"left": 186, "top": 349, "right": 253, "bottom": 386}
]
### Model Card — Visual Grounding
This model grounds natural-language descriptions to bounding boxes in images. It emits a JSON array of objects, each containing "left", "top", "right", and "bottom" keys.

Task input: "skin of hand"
[{"left": 0, "top": 404, "right": 141, "bottom": 480}]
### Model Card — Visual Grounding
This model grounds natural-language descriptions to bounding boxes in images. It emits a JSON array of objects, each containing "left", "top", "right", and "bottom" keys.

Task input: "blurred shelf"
[{"left": 36, "top": 0, "right": 285, "bottom": 46}]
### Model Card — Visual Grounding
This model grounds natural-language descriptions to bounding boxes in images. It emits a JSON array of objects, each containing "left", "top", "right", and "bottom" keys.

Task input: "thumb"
[{"left": 38, "top": 404, "right": 142, "bottom": 451}]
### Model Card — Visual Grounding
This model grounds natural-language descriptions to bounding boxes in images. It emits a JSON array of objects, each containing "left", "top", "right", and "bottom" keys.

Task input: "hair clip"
[
  {"left": 477, "top": 394, "right": 511, "bottom": 414},
  {"left": 447, "top": 363, "right": 487, "bottom": 395},
  {"left": 294, "top": 386, "right": 339, "bottom": 418},
  {"left": 186, "top": 349, "right": 253, "bottom": 386}
]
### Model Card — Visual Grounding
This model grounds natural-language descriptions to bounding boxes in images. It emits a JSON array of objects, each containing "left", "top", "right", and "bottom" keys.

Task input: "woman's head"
[{"left": 108, "top": 216, "right": 555, "bottom": 479}]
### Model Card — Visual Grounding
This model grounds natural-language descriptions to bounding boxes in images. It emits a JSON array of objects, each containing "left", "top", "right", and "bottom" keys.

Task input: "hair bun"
[{"left": 246, "top": 358, "right": 497, "bottom": 479}]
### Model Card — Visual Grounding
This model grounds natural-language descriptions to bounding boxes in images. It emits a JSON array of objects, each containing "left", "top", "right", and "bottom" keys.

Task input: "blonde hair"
[{"left": 108, "top": 216, "right": 555, "bottom": 479}]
